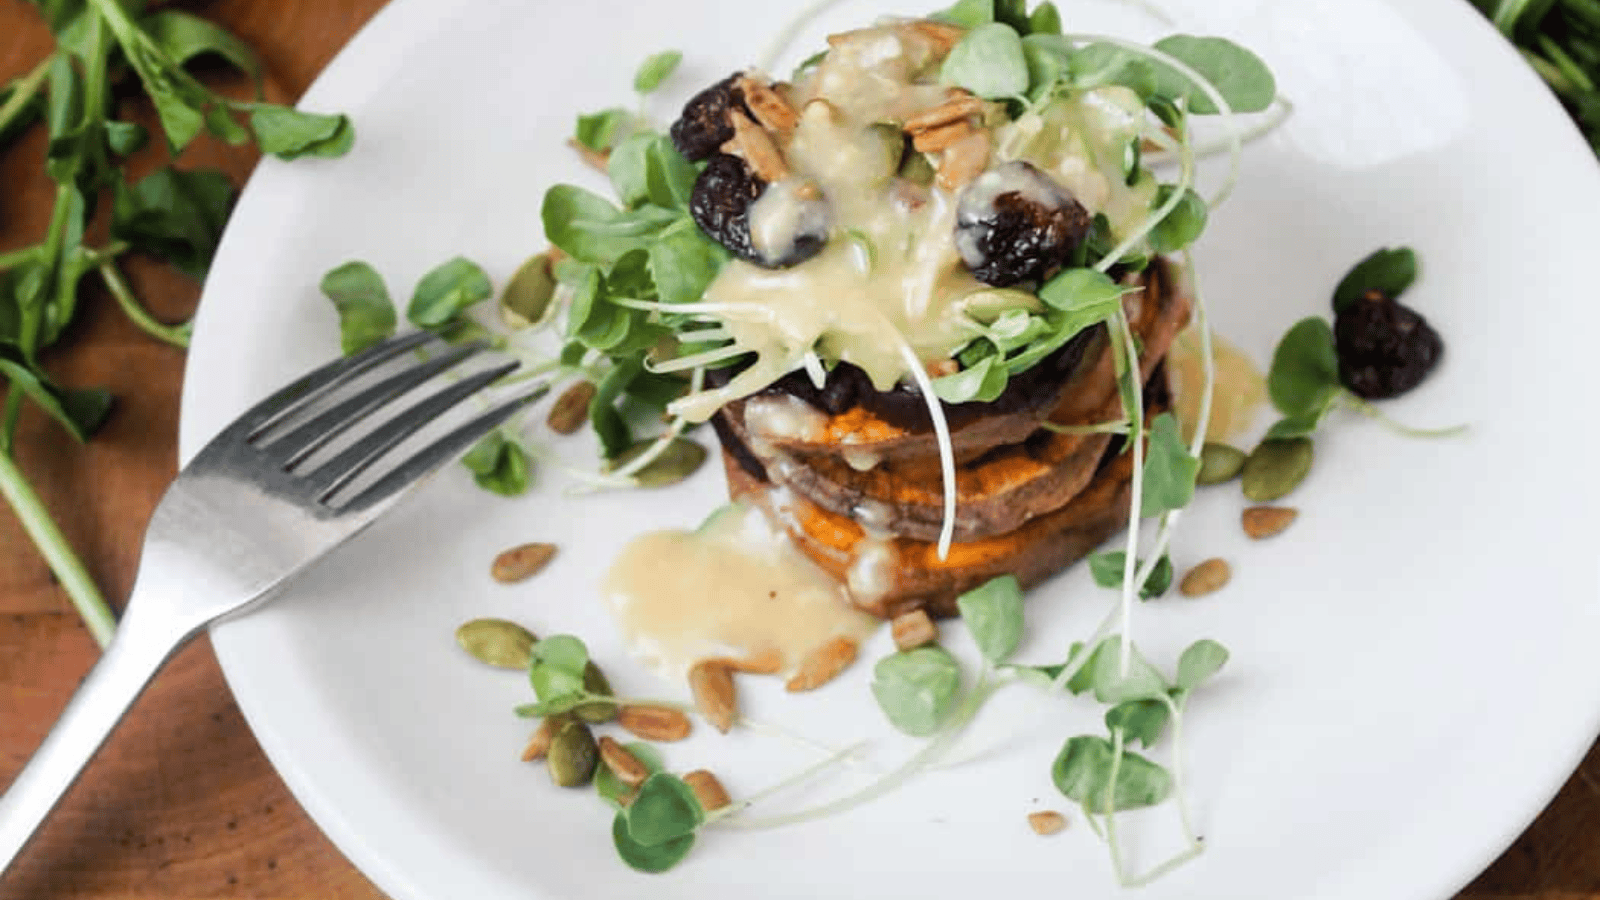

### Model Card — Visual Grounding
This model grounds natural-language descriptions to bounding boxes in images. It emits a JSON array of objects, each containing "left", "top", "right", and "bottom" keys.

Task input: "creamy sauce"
[
  {"left": 602, "top": 502, "right": 878, "bottom": 679},
  {"left": 671, "top": 25, "right": 1163, "bottom": 422},
  {"left": 1166, "top": 327, "right": 1268, "bottom": 443}
]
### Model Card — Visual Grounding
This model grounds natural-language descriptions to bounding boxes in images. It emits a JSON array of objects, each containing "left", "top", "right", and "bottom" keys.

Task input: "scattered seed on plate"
[
  {"left": 684, "top": 769, "right": 732, "bottom": 812},
  {"left": 1179, "top": 559, "right": 1231, "bottom": 597},
  {"left": 709, "top": 648, "right": 783, "bottom": 675},
  {"left": 520, "top": 713, "right": 570, "bottom": 762},
  {"left": 455, "top": 618, "right": 537, "bottom": 669},
  {"left": 547, "top": 720, "right": 599, "bottom": 787},
  {"left": 785, "top": 636, "right": 859, "bottom": 692},
  {"left": 597, "top": 736, "right": 651, "bottom": 788},
  {"left": 1028, "top": 810, "right": 1067, "bottom": 835},
  {"left": 547, "top": 381, "right": 596, "bottom": 435},
  {"left": 1197, "top": 442, "right": 1247, "bottom": 485},
  {"left": 491, "top": 542, "right": 557, "bottom": 583},
  {"left": 574, "top": 662, "right": 618, "bottom": 724},
  {"left": 891, "top": 609, "right": 938, "bottom": 651},
  {"left": 617, "top": 705, "right": 693, "bottom": 742},
  {"left": 689, "top": 660, "right": 739, "bottom": 734},
  {"left": 1241, "top": 437, "right": 1313, "bottom": 501},
  {"left": 1242, "top": 506, "right": 1299, "bottom": 539}
]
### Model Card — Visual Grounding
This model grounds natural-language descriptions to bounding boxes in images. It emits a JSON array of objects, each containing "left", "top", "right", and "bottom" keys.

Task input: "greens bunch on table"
[
  {"left": 0, "top": 0, "right": 353, "bottom": 646},
  {"left": 1474, "top": 0, "right": 1600, "bottom": 153}
]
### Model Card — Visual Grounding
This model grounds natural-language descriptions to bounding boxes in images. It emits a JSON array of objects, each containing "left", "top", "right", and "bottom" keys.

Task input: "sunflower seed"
[
  {"left": 1028, "top": 810, "right": 1067, "bottom": 835},
  {"left": 1179, "top": 558, "right": 1231, "bottom": 597},
  {"left": 597, "top": 736, "right": 651, "bottom": 788},
  {"left": 785, "top": 636, "right": 859, "bottom": 692},
  {"left": 617, "top": 705, "right": 693, "bottom": 742},
  {"left": 689, "top": 660, "right": 738, "bottom": 734},
  {"left": 1242, "top": 505, "right": 1298, "bottom": 539},
  {"left": 547, "top": 381, "right": 596, "bottom": 435},
  {"left": 491, "top": 542, "right": 557, "bottom": 583},
  {"left": 684, "top": 770, "right": 731, "bottom": 812}
]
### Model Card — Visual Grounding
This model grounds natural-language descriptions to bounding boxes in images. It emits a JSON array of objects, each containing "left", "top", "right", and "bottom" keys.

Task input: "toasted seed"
[
  {"left": 786, "top": 636, "right": 859, "bottom": 692},
  {"left": 491, "top": 542, "right": 557, "bottom": 584},
  {"left": 904, "top": 93, "right": 987, "bottom": 134},
  {"left": 500, "top": 253, "right": 557, "bottom": 330},
  {"left": 520, "top": 713, "right": 571, "bottom": 762},
  {"left": 891, "top": 609, "right": 938, "bottom": 651},
  {"left": 723, "top": 109, "right": 789, "bottom": 182},
  {"left": 547, "top": 720, "right": 599, "bottom": 787},
  {"left": 1028, "top": 811, "right": 1068, "bottom": 835},
  {"left": 936, "top": 130, "right": 991, "bottom": 191},
  {"left": 905, "top": 19, "right": 967, "bottom": 54},
  {"left": 574, "top": 662, "right": 618, "bottom": 724},
  {"left": 1241, "top": 437, "right": 1313, "bottom": 501},
  {"left": 689, "top": 660, "right": 739, "bottom": 734},
  {"left": 606, "top": 438, "right": 707, "bottom": 488},
  {"left": 737, "top": 75, "right": 799, "bottom": 133},
  {"left": 684, "top": 770, "right": 732, "bottom": 812},
  {"left": 1197, "top": 442, "right": 1247, "bottom": 485},
  {"left": 1242, "top": 505, "right": 1298, "bottom": 539},
  {"left": 617, "top": 705, "right": 693, "bottom": 742},
  {"left": 566, "top": 137, "right": 609, "bottom": 173},
  {"left": 546, "top": 381, "right": 597, "bottom": 435},
  {"left": 455, "top": 618, "right": 537, "bottom": 669},
  {"left": 912, "top": 118, "right": 975, "bottom": 153},
  {"left": 1179, "top": 558, "right": 1231, "bottom": 597},
  {"left": 708, "top": 648, "right": 783, "bottom": 675},
  {"left": 597, "top": 736, "right": 651, "bottom": 788}
]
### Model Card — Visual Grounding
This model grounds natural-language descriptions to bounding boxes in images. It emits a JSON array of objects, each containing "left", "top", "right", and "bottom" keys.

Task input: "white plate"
[{"left": 179, "top": 1, "right": 1600, "bottom": 898}]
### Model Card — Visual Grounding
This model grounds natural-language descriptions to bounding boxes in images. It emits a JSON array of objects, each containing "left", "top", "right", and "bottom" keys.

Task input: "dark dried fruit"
[
  {"left": 1334, "top": 289, "right": 1443, "bottom": 399},
  {"left": 669, "top": 73, "right": 747, "bottom": 162},
  {"left": 954, "top": 161, "right": 1091, "bottom": 287},
  {"left": 689, "top": 154, "right": 826, "bottom": 268}
]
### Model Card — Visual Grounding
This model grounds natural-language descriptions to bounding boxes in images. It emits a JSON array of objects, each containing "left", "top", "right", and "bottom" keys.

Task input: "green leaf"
[
  {"left": 1087, "top": 551, "right": 1173, "bottom": 600},
  {"left": 613, "top": 812, "right": 695, "bottom": 873},
  {"left": 407, "top": 256, "right": 493, "bottom": 328},
  {"left": 1332, "top": 246, "right": 1417, "bottom": 311},
  {"left": 590, "top": 355, "right": 643, "bottom": 458},
  {"left": 1139, "top": 412, "right": 1199, "bottom": 517},
  {"left": 530, "top": 634, "right": 589, "bottom": 678},
  {"left": 460, "top": 432, "right": 532, "bottom": 496},
  {"left": 931, "top": 355, "right": 1009, "bottom": 403},
  {"left": 575, "top": 107, "right": 632, "bottom": 153},
  {"left": 1264, "top": 412, "right": 1321, "bottom": 440},
  {"left": 319, "top": 262, "right": 395, "bottom": 355},
  {"left": 634, "top": 50, "right": 683, "bottom": 94},
  {"left": 941, "top": 22, "right": 1029, "bottom": 100},
  {"left": 932, "top": 0, "right": 994, "bottom": 28},
  {"left": 597, "top": 741, "right": 664, "bottom": 808},
  {"left": 1089, "top": 639, "right": 1169, "bottom": 704},
  {"left": 1027, "top": 2, "right": 1062, "bottom": 35},
  {"left": 103, "top": 120, "right": 148, "bottom": 155},
  {"left": 1147, "top": 185, "right": 1208, "bottom": 253},
  {"left": 646, "top": 138, "right": 699, "bottom": 211},
  {"left": 1021, "top": 33, "right": 1073, "bottom": 96},
  {"left": 142, "top": 10, "right": 262, "bottom": 88},
  {"left": 607, "top": 133, "right": 654, "bottom": 209},
  {"left": 649, "top": 220, "right": 729, "bottom": 306},
  {"left": 1266, "top": 316, "right": 1341, "bottom": 420},
  {"left": 541, "top": 184, "right": 679, "bottom": 264},
  {"left": 1037, "top": 267, "right": 1126, "bottom": 314},
  {"left": 955, "top": 574, "right": 1025, "bottom": 664},
  {"left": 1175, "top": 638, "right": 1229, "bottom": 691},
  {"left": 1052, "top": 734, "right": 1172, "bottom": 813},
  {"left": 1105, "top": 699, "right": 1169, "bottom": 748},
  {"left": 248, "top": 105, "right": 354, "bottom": 160},
  {"left": 870, "top": 646, "right": 963, "bottom": 737},
  {"left": 625, "top": 773, "right": 706, "bottom": 846},
  {"left": 0, "top": 351, "right": 111, "bottom": 442},
  {"left": 1150, "top": 35, "right": 1276, "bottom": 115},
  {"left": 110, "top": 167, "right": 235, "bottom": 279}
]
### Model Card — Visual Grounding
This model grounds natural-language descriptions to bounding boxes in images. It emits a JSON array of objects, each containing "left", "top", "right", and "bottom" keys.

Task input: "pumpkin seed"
[
  {"left": 605, "top": 438, "right": 707, "bottom": 488},
  {"left": 546, "top": 381, "right": 596, "bottom": 435},
  {"left": 1241, "top": 437, "right": 1313, "bottom": 501},
  {"left": 455, "top": 618, "right": 537, "bottom": 669},
  {"left": 1197, "top": 442, "right": 1246, "bottom": 485},
  {"left": 547, "top": 720, "right": 599, "bottom": 787},
  {"left": 573, "top": 661, "right": 618, "bottom": 723},
  {"left": 499, "top": 252, "right": 556, "bottom": 329}
]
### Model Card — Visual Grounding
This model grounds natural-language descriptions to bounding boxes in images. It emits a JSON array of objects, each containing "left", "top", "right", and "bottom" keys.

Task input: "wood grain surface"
[{"left": 0, "top": 1, "right": 1596, "bottom": 898}]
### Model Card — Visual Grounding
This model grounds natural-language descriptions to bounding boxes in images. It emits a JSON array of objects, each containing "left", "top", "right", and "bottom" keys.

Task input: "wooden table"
[{"left": 0, "top": 1, "right": 1597, "bottom": 897}]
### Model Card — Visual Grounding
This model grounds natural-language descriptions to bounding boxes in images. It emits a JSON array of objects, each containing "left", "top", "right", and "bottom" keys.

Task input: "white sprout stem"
[
  {"left": 1149, "top": 96, "right": 1295, "bottom": 167},
  {"left": 894, "top": 337, "right": 958, "bottom": 561},
  {"left": 1123, "top": 843, "right": 1206, "bottom": 888},
  {"left": 1110, "top": 311, "right": 1146, "bottom": 677},
  {"left": 645, "top": 343, "right": 746, "bottom": 374},
  {"left": 1160, "top": 694, "right": 1199, "bottom": 846},
  {"left": 1062, "top": 32, "right": 1242, "bottom": 209},
  {"left": 605, "top": 368, "right": 706, "bottom": 482},
  {"left": 1095, "top": 104, "right": 1196, "bottom": 275},
  {"left": 739, "top": 718, "right": 883, "bottom": 775},
  {"left": 802, "top": 350, "right": 828, "bottom": 389},
  {"left": 677, "top": 326, "right": 735, "bottom": 343},
  {"left": 1104, "top": 727, "right": 1131, "bottom": 885},
  {"left": 1338, "top": 392, "right": 1469, "bottom": 438},
  {"left": 713, "top": 674, "right": 996, "bottom": 831},
  {"left": 1047, "top": 601, "right": 1121, "bottom": 693},
  {"left": 609, "top": 296, "right": 777, "bottom": 322},
  {"left": 705, "top": 742, "right": 869, "bottom": 825},
  {"left": 1039, "top": 419, "right": 1130, "bottom": 436}
]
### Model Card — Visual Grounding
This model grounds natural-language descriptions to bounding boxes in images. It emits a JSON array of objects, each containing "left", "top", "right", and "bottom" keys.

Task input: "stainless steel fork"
[{"left": 0, "top": 331, "right": 538, "bottom": 873}]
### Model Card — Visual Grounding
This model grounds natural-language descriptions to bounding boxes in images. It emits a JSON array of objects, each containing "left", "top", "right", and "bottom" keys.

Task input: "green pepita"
[
  {"left": 455, "top": 618, "right": 537, "bottom": 669},
  {"left": 499, "top": 252, "right": 557, "bottom": 329},
  {"left": 1196, "top": 442, "right": 1246, "bottom": 485},
  {"left": 606, "top": 438, "right": 707, "bottom": 488},
  {"left": 1241, "top": 437, "right": 1313, "bottom": 501},
  {"left": 547, "top": 719, "right": 599, "bottom": 787},
  {"left": 574, "top": 661, "right": 619, "bottom": 723}
]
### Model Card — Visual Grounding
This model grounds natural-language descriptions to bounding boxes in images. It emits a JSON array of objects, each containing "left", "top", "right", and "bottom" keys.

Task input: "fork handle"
[{"left": 0, "top": 600, "right": 196, "bottom": 875}]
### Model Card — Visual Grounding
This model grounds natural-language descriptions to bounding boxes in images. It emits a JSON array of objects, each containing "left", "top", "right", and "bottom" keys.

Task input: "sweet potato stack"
[{"left": 712, "top": 258, "right": 1192, "bottom": 620}]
